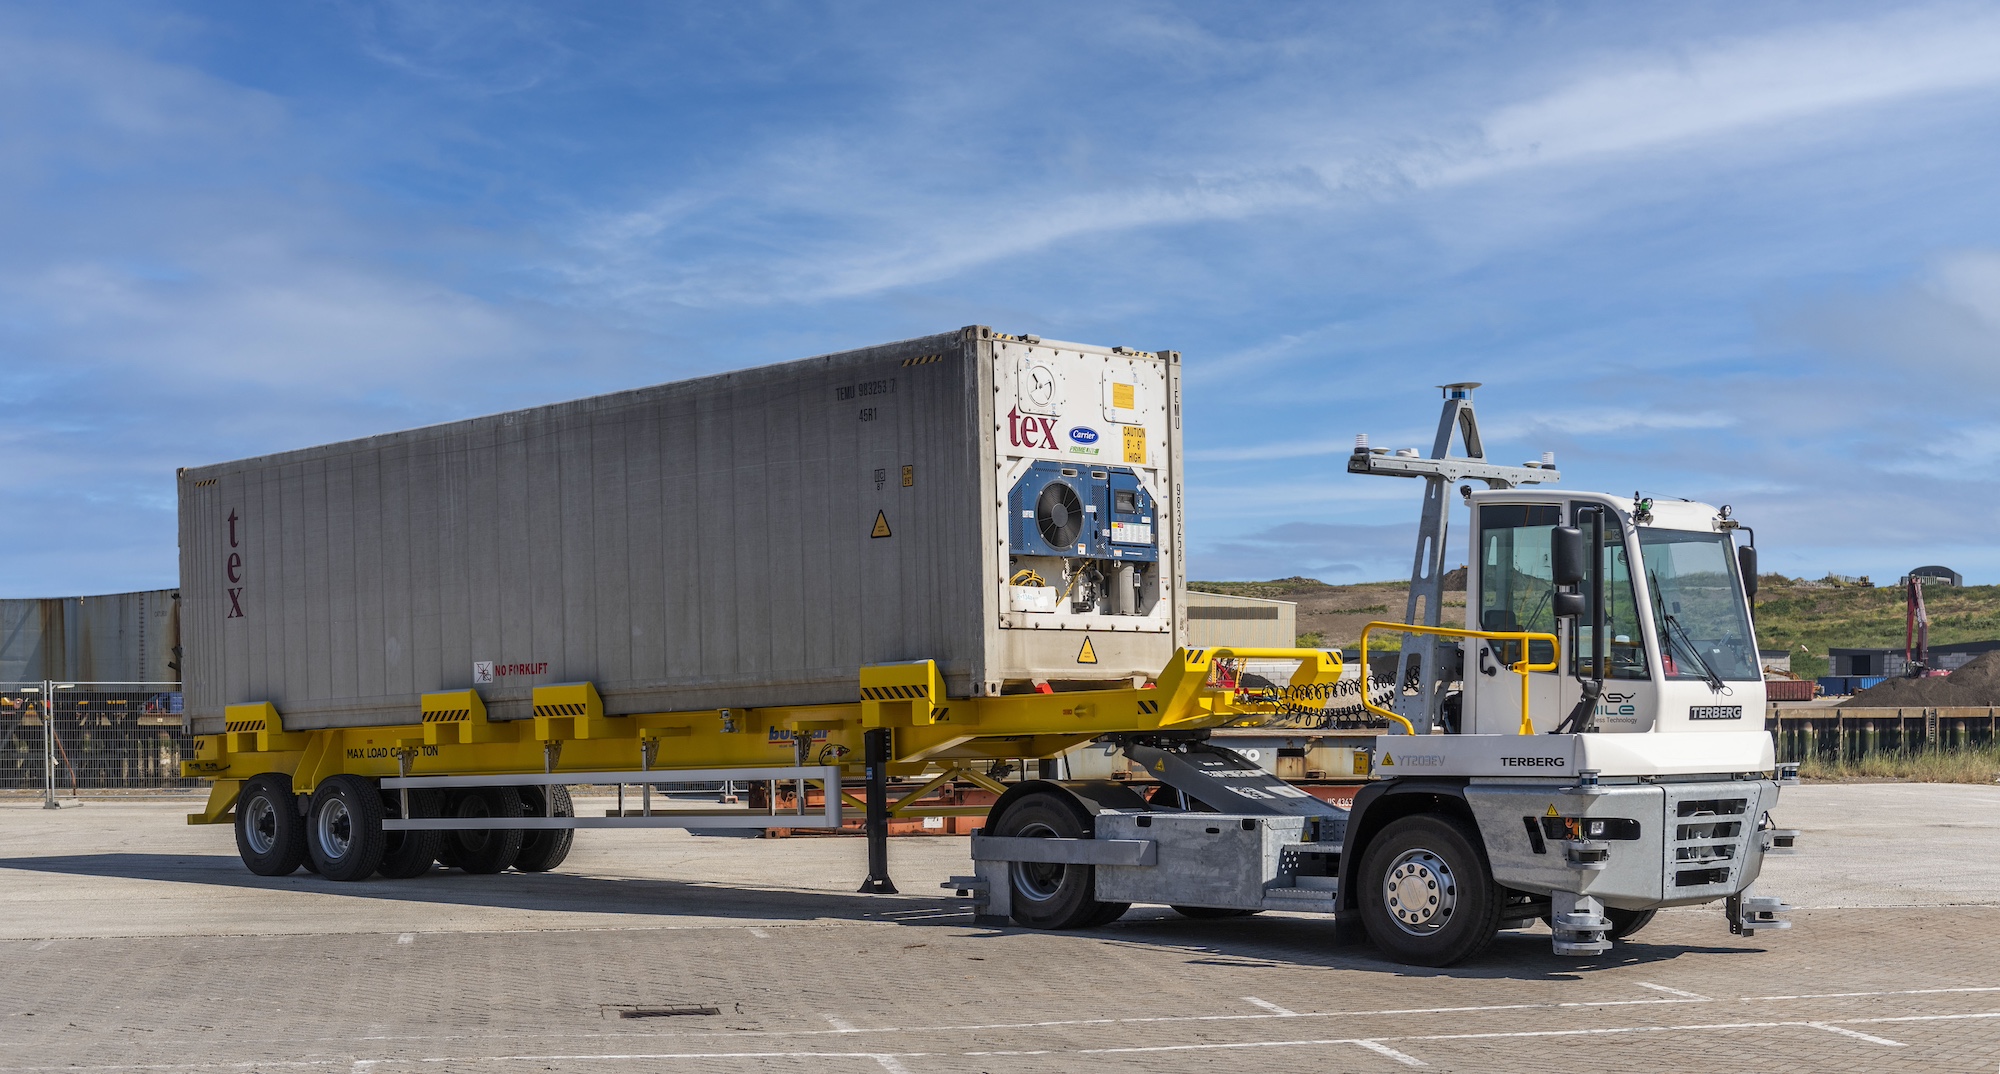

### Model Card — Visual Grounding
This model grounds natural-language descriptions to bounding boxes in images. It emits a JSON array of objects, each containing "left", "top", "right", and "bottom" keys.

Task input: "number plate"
[{"left": 1688, "top": 705, "right": 1743, "bottom": 721}]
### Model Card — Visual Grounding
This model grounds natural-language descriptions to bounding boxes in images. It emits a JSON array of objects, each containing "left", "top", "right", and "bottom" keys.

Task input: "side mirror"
[
  {"left": 1552, "top": 591, "right": 1586, "bottom": 619},
  {"left": 1551, "top": 526, "right": 1586, "bottom": 587},
  {"left": 1738, "top": 544, "right": 1758, "bottom": 601}
]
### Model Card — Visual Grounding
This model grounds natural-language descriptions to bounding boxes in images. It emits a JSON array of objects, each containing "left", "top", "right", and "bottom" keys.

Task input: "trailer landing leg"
[{"left": 859, "top": 728, "right": 898, "bottom": 894}]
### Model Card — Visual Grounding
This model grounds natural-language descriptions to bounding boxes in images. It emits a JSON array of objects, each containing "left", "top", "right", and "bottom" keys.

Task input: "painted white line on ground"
[
  {"left": 395, "top": 934, "right": 413, "bottom": 945},
  {"left": 270, "top": 995, "right": 1719, "bottom": 1049},
  {"left": 27, "top": 941, "right": 54, "bottom": 952},
  {"left": 7, "top": 1016, "right": 2000, "bottom": 1071},
  {"left": 71, "top": 992, "right": 2000, "bottom": 1059},
  {"left": 1353, "top": 1040, "right": 1427, "bottom": 1067},
  {"left": 868, "top": 1055, "right": 912, "bottom": 1074},
  {"left": 1843, "top": 1012, "right": 2000, "bottom": 1026},
  {"left": 1385, "top": 1011, "right": 2000, "bottom": 1044},
  {"left": 1743, "top": 985, "right": 2000, "bottom": 1001},
  {"left": 748, "top": 928, "right": 770, "bottom": 938},
  {"left": 1242, "top": 997, "right": 1298, "bottom": 1016},
  {"left": 1635, "top": 982, "right": 1708, "bottom": 1000},
  {"left": 1806, "top": 1022, "right": 1905, "bottom": 1047}
]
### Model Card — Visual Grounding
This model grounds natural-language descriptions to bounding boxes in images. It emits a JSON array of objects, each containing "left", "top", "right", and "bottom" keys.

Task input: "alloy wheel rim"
[
  {"left": 1383, "top": 847, "right": 1457, "bottom": 935},
  {"left": 244, "top": 794, "right": 278, "bottom": 855},
  {"left": 1010, "top": 821, "right": 1067, "bottom": 902},
  {"left": 317, "top": 797, "right": 354, "bottom": 861}
]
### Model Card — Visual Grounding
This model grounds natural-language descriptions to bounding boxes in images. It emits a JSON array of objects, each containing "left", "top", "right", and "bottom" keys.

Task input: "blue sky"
[{"left": 4, "top": 2, "right": 2000, "bottom": 595}]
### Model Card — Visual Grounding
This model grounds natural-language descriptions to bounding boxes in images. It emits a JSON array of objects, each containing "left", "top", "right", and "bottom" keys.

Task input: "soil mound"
[{"left": 1840, "top": 649, "right": 2000, "bottom": 707}]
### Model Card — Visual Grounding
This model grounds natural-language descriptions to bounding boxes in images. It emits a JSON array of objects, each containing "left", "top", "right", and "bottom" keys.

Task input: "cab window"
[
  {"left": 1478, "top": 504, "right": 1560, "bottom": 665},
  {"left": 1573, "top": 512, "right": 1649, "bottom": 680}
]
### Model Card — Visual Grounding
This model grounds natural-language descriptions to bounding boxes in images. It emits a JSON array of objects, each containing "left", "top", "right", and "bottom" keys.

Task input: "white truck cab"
[{"left": 964, "top": 383, "right": 1797, "bottom": 968}]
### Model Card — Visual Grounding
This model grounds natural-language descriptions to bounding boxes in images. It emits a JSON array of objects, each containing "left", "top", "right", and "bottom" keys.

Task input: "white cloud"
[{"left": 1441, "top": 6, "right": 2000, "bottom": 182}]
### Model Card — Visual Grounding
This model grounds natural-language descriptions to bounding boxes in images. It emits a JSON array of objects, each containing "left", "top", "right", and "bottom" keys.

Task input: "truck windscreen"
[{"left": 1637, "top": 529, "right": 1758, "bottom": 682}]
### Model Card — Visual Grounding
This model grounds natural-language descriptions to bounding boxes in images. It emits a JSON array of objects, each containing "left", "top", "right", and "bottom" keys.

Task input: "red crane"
[{"left": 1905, "top": 576, "right": 1933, "bottom": 678}]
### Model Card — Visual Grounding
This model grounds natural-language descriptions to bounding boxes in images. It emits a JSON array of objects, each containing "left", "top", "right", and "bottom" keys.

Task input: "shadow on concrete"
[
  {"left": 0, "top": 851, "right": 1765, "bottom": 979},
  {"left": 0, "top": 851, "right": 970, "bottom": 925},
  {"left": 1091, "top": 910, "right": 1766, "bottom": 980}
]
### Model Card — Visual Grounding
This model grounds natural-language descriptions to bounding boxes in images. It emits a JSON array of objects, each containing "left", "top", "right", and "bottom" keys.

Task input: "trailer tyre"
[
  {"left": 513, "top": 785, "right": 575, "bottom": 873},
  {"left": 377, "top": 789, "right": 443, "bottom": 879},
  {"left": 1358, "top": 814, "right": 1502, "bottom": 967},
  {"left": 989, "top": 789, "right": 1118, "bottom": 930},
  {"left": 234, "top": 774, "right": 308, "bottom": 876},
  {"left": 445, "top": 787, "right": 525, "bottom": 874},
  {"left": 307, "top": 775, "right": 388, "bottom": 882}
]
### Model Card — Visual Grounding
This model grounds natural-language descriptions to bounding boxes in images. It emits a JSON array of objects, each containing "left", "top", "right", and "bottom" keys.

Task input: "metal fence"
[{"left": 0, "top": 681, "right": 191, "bottom": 802}]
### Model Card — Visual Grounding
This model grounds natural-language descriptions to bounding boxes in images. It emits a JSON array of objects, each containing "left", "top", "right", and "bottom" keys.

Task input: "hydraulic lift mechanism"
[{"left": 185, "top": 383, "right": 1799, "bottom": 968}]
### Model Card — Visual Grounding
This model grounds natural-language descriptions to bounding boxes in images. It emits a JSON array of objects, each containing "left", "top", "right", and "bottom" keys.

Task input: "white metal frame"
[{"left": 381, "top": 765, "right": 844, "bottom": 831}]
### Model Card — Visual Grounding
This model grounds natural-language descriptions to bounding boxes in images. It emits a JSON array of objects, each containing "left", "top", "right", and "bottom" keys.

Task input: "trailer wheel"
[
  {"left": 514, "top": 785, "right": 575, "bottom": 873},
  {"left": 1171, "top": 906, "right": 1260, "bottom": 919},
  {"left": 989, "top": 789, "right": 1119, "bottom": 930},
  {"left": 234, "top": 774, "right": 308, "bottom": 876},
  {"left": 445, "top": 787, "right": 525, "bottom": 874},
  {"left": 1357, "top": 814, "right": 1502, "bottom": 967},
  {"left": 377, "top": 789, "right": 442, "bottom": 879},
  {"left": 307, "top": 775, "right": 388, "bottom": 882},
  {"left": 1606, "top": 907, "right": 1655, "bottom": 940}
]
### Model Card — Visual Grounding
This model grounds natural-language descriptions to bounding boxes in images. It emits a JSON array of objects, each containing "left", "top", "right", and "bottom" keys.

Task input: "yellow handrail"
[{"left": 1359, "top": 621, "right": 1561, "bottom": 735}]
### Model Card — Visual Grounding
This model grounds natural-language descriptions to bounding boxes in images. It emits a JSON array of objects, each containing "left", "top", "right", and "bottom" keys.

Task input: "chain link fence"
[{"left": 0, "top": 681, "right": 191, "bottom": 801}]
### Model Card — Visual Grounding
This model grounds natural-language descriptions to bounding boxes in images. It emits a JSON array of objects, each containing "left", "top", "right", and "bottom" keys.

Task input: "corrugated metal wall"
[
  {"left": 0, "top": 589, "right": 180, "bottom": 684},
  {"left": 180, "top": 330, "right": 994, "bottom": 729}
]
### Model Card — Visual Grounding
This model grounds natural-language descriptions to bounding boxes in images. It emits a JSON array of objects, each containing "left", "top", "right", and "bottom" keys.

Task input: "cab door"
[{"left": 1465, "top": 503, "right": 1569, "bottom": 735}]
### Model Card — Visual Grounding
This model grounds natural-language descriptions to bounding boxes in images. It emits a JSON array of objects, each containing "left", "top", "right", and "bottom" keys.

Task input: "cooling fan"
[{"left": 1036, "top": 481, "right": 1084, "bottom": 549}]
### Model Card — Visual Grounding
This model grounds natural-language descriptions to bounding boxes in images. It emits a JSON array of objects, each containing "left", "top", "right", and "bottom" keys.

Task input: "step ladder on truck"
[{"left": 181, "top": 382, "right": 1797, "bottom": 968}]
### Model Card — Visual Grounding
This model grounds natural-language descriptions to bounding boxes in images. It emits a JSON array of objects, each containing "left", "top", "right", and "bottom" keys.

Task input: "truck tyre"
[
  {"left": 307, "top": 775, "right": 388, "bottom": 882},
  {"left": 1357, "top": 814, "right": 1503, "bottom": 967},
  {"left": 514, "top": 785, "right": 575, "bottom": 873},
  {"left": 989, "top": 788, "right": 1120, "bottom": 930},
  {"left": 1606, "top": 907, "right": 1656, "bottom": 940},
  {"left": 377, "top": 788, "right": 443, "bottom": 879},
  {"left": 1171, "top": 906, "right": 1260, "bottom": 919},
  {"left": 445, "top": 787, "right": 525, "bottom": 874},
  {"left": 234, "top": 774, "right": 308, "bottom": 876}
]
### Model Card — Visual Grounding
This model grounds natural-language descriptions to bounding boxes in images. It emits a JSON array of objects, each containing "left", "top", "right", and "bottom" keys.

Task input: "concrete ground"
[{"left": 0, "top": 783, "right": 1995, "bottom": 1073}]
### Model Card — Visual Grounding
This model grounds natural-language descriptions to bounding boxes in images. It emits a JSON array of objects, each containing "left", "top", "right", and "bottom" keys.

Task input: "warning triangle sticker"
[
  {"left": 1077, "top": 637, "right": 1098, "bottom": 664},
  {"left": 870, "top": 511, "right": 892, "bottom": 538},
  {"left": 1381, "top": 754, "right": 1394, "bottom": 766},
  {"left": 1545, "top": 804, "right": 1560, "bottom": 817}
]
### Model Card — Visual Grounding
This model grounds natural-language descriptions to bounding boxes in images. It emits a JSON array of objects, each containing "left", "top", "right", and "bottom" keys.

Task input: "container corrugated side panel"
[{"left": 180, "top": 329, "right": 986, "bottom": 731}]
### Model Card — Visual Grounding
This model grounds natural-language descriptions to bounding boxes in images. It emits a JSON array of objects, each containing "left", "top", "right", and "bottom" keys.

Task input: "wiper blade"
[{"left": 1663, "top": 612, "right": 1725, "bottom": 691}]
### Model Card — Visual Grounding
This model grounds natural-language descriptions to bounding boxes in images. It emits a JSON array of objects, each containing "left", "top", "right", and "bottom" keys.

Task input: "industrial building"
[
  {"left": 1828, "top": 639, "right": 2000, "bottom": 678},
  {"left": 1184, "top": 590, "right": 1297, "bottom": 648},
  {"left": 1900, "top": 565, "right": 1963, "bottom": 587}
]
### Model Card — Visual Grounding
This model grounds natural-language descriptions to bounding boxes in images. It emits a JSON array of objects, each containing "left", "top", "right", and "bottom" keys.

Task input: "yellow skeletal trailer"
[{"left": 184, "top": 647, "right": 1347, "bottom": 890}]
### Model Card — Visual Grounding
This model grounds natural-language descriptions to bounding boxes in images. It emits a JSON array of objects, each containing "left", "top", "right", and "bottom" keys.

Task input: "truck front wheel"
[
  {"left": 307, "top": 775, "right": 388, "bottom": 882},
  {"left": 234, "top": 774, "right": 307, "bottom": 876},
  {"left": 1357, "top": 814, "right": 1502, "bottom": 967},
  {"left": 991, "top": 789, "right": 1128, "bottom": 929}
]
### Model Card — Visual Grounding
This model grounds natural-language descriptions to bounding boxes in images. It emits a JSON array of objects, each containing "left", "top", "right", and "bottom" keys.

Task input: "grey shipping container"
[
  {"left": 179, "top": 327, "right": 1187, "bottom": 733},
  {"left": 0, "top": 589, "right": 180, "bottom": 685}
]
